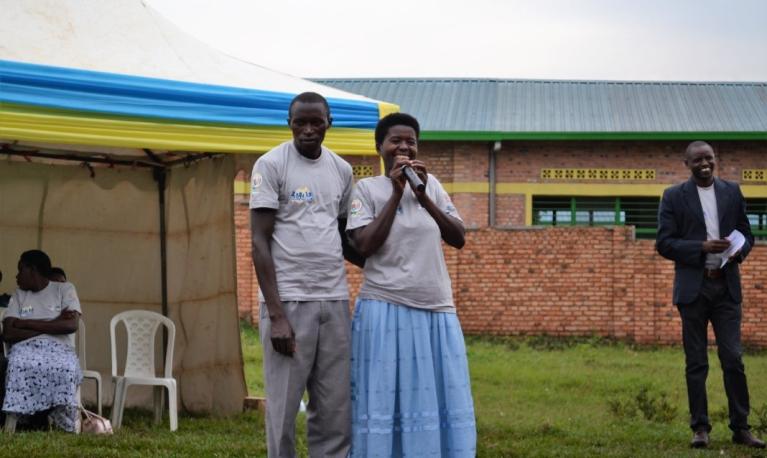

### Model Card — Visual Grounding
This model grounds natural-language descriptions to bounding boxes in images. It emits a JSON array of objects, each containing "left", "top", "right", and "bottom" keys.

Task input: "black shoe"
[
  {"left": 691, "top": 430, "right": 709, "bottom": 448},
  {"left": 732, "top": 430, "right": 766, "bottom": 449}
]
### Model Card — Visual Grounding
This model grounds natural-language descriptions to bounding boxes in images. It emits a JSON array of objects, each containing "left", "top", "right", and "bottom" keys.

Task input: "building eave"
[{"left": 420, "top": 131, "right": 767, "bottom": 141}]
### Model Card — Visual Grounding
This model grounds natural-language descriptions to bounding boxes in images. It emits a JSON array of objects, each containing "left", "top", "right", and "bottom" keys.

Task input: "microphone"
[{"left": 402, "top": 165, "right": 425, "bottom": 192}]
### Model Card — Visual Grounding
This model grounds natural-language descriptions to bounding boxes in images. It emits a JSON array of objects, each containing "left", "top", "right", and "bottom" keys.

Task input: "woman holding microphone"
[{"left": 347, "top": 113, "right": 476, "bottom": 457}]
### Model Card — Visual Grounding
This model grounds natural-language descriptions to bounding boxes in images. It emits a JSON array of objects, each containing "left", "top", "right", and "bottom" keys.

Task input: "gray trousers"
[{"left": 260, "top": 300, "right": 351, "bottom": 458}]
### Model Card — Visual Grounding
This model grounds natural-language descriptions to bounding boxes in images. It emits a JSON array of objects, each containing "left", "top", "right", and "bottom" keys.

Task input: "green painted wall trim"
[{"left": 419, "top": 131, "right": 767, "bottom": 141}]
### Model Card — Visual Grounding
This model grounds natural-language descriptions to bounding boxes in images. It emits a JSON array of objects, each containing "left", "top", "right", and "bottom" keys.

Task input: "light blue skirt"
[{"left": 351, "top": 299, "right": 476, "bottom": 457}]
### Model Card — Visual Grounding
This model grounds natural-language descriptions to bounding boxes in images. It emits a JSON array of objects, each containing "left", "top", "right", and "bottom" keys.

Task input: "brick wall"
[
  {"left": 232, "top": 139, "right": 767, "bottom": 346},
  {"left": 234, "top": 194, "right": 258, "bottom": 316},
  {"left": 420, "top": 140, "right": 767, "bottom": 228},
  {"left": 236, "top": 204, "right": 767, "bottom": 346},
  {"left": 234, "top": 140, "right": 766, "bottom": 229},
  {"left": 495, "top": 140, "right": 764, "bottom": 183},
  {"left": 450, "top": 226, "right": 767, "bottom": 346}
]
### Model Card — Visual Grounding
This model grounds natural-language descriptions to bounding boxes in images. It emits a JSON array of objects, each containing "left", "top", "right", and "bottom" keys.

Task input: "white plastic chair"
[
  {"left": 110, "top": 310, "right": 177, "bottom": 431},
  {"left": 77, "top": 318, "right": 102, "bottom": 415}
]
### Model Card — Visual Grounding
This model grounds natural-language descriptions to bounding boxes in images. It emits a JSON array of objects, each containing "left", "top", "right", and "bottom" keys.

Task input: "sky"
[{"left": 146, "top": 0, "right": 767, "bottom": 82}]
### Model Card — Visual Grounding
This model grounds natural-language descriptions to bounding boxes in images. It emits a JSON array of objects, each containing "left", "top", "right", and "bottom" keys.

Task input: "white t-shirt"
[
  {"left": 346, "top": 174, "right": 462, "bottom": 312},
  {"left": 697, "top": 184, "right": 722, "bottom": 269},
  {"left": 5, "top": 281, "right": 82, "bottom": 347},
  {"left": 249, "top": 141, "right": 354, "bottom": 302}
]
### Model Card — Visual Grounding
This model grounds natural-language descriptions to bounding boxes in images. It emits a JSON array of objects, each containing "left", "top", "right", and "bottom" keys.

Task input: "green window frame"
[
  {"left": 532, "top": 196, "right": 660, "bottom": 239},
  {"left": 746, "top": 198, "right": 767, "bottom": 241}
]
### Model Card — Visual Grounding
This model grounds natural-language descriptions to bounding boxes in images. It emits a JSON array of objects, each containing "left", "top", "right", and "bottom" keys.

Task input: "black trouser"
[{"left": 677, "top": 277, "right": 750, "bottom": 432}]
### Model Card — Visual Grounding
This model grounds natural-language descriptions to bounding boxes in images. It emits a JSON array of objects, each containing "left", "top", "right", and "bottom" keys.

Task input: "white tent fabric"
[
  {"left": 0, "top": 156, "right": 245, "bottom": 415},
  {"left": 0, "top": 0, "right": 375, "bottom": 102}
]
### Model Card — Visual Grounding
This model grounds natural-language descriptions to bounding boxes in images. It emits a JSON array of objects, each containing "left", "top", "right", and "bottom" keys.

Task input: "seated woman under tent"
[{"left": 2, "top": 250, "right": 82, "bottom": 432}]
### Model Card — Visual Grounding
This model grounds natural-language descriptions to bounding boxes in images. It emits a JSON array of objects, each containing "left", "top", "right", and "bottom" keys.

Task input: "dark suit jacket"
[{"left": 656, "top": 177, "right": 754, "bottom": 305}]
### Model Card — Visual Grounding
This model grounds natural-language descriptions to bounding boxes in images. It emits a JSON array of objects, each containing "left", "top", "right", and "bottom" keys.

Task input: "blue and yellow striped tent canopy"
[
  {"left": 1, "top": 59, "right": 397, "bottom": 155},
  {"left": 0, "top": 0, "right": 397, "bottom": 155}
]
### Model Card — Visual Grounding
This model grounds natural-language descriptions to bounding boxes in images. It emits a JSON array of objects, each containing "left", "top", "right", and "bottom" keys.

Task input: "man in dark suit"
[{"left": 657, "top": 141, "right": 764, "bottom": 449}]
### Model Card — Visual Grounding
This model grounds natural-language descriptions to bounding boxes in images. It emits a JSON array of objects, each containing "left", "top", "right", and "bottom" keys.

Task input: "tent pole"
[
  {"left": 153, "top": 166, "right": 169, "bottom": 319},
  {"left": 152, "top": 166, "right": 170, "bottom": 366},
  {"left": 144, "top": 149, "right": 170, "bottom": 322}
]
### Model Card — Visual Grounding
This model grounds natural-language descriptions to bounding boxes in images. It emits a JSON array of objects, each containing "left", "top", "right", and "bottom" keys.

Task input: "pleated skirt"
[{"left": 351, "top": 298, "right": 476, "bottom": 457}]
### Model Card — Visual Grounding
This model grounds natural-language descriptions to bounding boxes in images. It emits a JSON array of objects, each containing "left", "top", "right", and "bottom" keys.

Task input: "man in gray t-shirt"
[{"left": 250, "top": 92, "right": 363, "bottom": 457}]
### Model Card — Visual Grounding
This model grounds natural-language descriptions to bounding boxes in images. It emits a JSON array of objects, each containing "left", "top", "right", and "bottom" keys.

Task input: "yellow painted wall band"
[
  {"left": 234, "top": 181, "right": 250, "bottom": 195},
  {"left": 525, "top": 194, "right": 534, "bottom": 225},
  {"left": 440, "top": 182, "right": 767, "bottom": 198},
  {"left": 235, "top": 180, "right": 767, "bottom": 199},
  {"left": 443, "top": 182, "right": 767, "bottom": 224},
  {"left": 236, "top": 178, "right": 767, "bottom": 242}
]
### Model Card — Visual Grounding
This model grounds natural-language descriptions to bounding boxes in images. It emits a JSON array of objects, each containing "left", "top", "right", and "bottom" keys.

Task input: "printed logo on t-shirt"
[
  {"left": 20, "top": 304, "right": 32, "bottom": 317},
  {"left": 251, "top": 173, "right": 263, "bottom": 193},
  {"left": 443, "top": 191, "right": 457, "bottom": 214},
  {"left": 289, "top": 186, "right": 314, "bottom": 204},
  {"left": 350, "top": 199, "right": 363, "bottom": 216}
]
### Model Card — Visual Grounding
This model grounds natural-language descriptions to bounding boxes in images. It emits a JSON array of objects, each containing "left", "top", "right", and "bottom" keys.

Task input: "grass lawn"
[{"left": 2, "top": 321, "right": 767, "bottom": 457}]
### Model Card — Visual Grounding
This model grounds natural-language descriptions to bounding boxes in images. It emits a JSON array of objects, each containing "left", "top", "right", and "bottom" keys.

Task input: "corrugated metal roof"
[{"left": 314, "top": 79, "right": 767, "bottom": 138}]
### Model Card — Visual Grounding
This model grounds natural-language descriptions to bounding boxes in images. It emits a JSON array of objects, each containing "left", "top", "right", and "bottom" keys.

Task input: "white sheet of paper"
[{"left": 720, "top": 229, "right": 746, "bottom": 268}]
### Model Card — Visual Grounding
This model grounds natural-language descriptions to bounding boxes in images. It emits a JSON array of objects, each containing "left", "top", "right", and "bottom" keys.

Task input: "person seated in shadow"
[
  {"left": 0, "top": 270, "right": 10, "bottom": 308},
  {"left": 49, "top": 267, "right": 67, "bottom": 283},
  {"left": 2, "top": 250, "right": 82, "bottom": 432},
  {"left": 0, "top": 270, "right": 7, "bottom": 424}
]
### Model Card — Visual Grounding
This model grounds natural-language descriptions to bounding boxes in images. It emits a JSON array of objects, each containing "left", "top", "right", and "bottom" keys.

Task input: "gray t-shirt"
[
  {"left": 249, "top": 141, "right": 353, "bottom": 301},
  {"left": 5, "top": 281, "right": 82, "bottom": 347},
  {"left": 347, "top": 174, "right": 461, "bottom": 312}
]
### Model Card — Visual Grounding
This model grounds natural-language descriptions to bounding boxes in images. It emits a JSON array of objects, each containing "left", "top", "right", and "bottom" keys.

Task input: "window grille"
[
  {"left": 747, "top": 198, "right": 767, "bottom": 240},
  {"left": 540, "top": 168, "right": 656, "bottom": 181},
  {"left": 532, "top": 196, "right": 660, "bottom": 239},
  {"left": 743, "top": 169, "right": 766, "bottom": 182},
  {"left": 533, "top": 196, "right": 767, "bottom": 240},
  {"left": 352, "top": 165, "right": 375, "bottom": 178}
]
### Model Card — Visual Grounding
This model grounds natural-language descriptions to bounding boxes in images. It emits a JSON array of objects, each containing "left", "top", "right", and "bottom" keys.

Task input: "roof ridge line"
[{"left": 312, "top": 77, "right": 767, "bottom": 86}]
